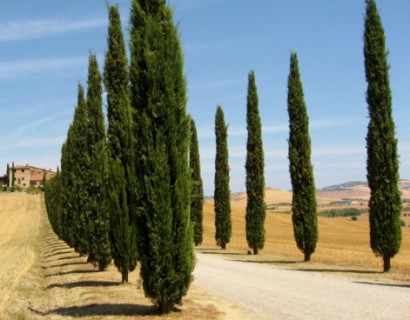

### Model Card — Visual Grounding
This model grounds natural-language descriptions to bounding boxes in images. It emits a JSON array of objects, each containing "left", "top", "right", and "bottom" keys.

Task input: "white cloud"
[
  {"left": 0, "top": 56, "right": 87, "bottom": 79},
  {"left": 0, "top": 18, "right": 106, "bottom": 42}
]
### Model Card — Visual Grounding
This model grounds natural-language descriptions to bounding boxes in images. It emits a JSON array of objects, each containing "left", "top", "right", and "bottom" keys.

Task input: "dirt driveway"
[{"left": 194, "top": 252, "right": 410, "bottom": 320}]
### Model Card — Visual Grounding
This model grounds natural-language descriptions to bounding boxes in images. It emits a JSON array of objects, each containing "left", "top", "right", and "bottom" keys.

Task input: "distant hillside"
[
  {"left": 317, "top": 179, "right": 410, "bottom": 201},
  {"left": 318, "top": 181, "right": 367, "bottom": 193}
]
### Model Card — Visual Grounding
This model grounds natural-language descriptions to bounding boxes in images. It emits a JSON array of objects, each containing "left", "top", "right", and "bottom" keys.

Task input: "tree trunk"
[
  {"left": 253, "top": 247, "right": 259, "bottom": 255},
  {"left": 158, "top": 301, "right": 174, "bottom": 314},
  {"left": 383, "top": 255, "right": 391, "bottom": 272},
  {"left": 121, "top": 268, "right": 129, "bottom": 283},
  {"left": 221, "top": 243, "right": 226, "bottom": 250},
  {"left": 304, "top": 251, "right": 311, "bottom": 262},
  {"left": 98, "top": 262, "right": 106, "bottom": 271}
]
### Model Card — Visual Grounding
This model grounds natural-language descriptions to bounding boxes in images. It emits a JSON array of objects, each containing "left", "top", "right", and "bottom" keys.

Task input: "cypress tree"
[
  {"left": 287, "top": 53, "right": 318, "bottom": 262},
  {"left": 44, "top": 168, "right": 63, "bottom": 238},
  {"left": 6, "top": 163, "right": 9, "bottom": 187},
  {"left": 61, "top": 128, "right": 76, "bottom": 247},
  {"left": 11, "top": 162, "right": 14, "bottom": 187},
  {"left": 189, "top": 117, "right": 204, "bottom": 246},
  {"left": 364, "top": 0, "right": 401, "bottom": 272},
  {"left": 214, "top": 106, "right": 231, "bottom": 250},
  {"left": 61, "top": 84, "right": 88, "bottom": 251},
  {"left": 130, "top": 0, "right": 194, "bottom": 313},
  {"left": 104, "top": 4, "right": 137, "bottom": 283},
  {"left": 245, "top": 71, "right": 266, "bottom": 255},
  {"left": 85, "top": 53, "right": 111, "bottom": 271}
]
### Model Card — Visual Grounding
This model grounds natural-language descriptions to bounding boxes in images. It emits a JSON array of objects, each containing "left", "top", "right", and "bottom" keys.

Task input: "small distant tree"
[
  {"left": 287, "top": 52, "right": 318, "bottom": 262},
  {"left": 44, "top": 168, "right": 63, "bottom": 238},
  {"left": 189, "top": 117, "right": 204, "bottom": 246},
  {"left": 11, "top": 162, "right": 15, "bottom": 187},
  {"left": 214, "top": 106, "right": 231, "bottom": 250},
  {"left": 245, "top": 71, "right": 266, "bottom": 255},
  {"left": 364, "top": 0, "right": 402, "bottom": 272},
  {"left": 6, "top": 163, "right": 9, "bottom": 187}
]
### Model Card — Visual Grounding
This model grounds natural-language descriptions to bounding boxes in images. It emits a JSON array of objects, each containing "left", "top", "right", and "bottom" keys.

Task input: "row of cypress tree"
[
  {"left": 212, "top": 0, "right": 402, "bottom": 271},
  {"left": 45, "top": 1, "right": 200, "bottom": 313}
]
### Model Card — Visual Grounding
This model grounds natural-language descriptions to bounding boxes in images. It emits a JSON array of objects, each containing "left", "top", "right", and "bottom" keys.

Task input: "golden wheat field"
[
  {"left": 0, "top": 193, "right": 244, "bottom": 320},
  {"left": 1, "top": 187, "right": 409, "bottom": 319},
  {"left": 202, "top": 187, "right": 410, "bottom": 279}
]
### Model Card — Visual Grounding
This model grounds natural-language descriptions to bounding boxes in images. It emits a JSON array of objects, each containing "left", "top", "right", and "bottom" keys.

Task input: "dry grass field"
[
  {"left": 202, "top": 186, "right": 410, "bottom": 284},
  {"left": 0, "top": 193, "right": 244, "bottom": 320},
  {"left": 1, "top": 184, "right": 409, "bottom": 319}
]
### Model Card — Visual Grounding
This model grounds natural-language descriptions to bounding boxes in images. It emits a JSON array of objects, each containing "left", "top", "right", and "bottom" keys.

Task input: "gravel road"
[{"left": 194, "top": 252, "right": 410, "bottom": 320}]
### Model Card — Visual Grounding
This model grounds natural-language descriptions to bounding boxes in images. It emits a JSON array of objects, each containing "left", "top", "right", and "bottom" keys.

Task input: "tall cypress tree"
[
  {"left": 364, "top": 0, "right": 401, "bottom": 273},
  {"left": 189, "top": 117, "right": 204, "bottom": 246},
  {"left": 245, "top": 71, "right": 266, "bottom": 255},
  {"left": 130, "top": 0, "right": 194, "bottom": 313},
  {"left": 85, "top": 53, "right": 111, "bottom": 271},
  {"left": 104, "top": 4, "right": 137, "bottom": 283},
  {"left": 62, "top": 84, "right": 88, "bottom": 252},
  {"left": 287, "top": 53, "right": 318, "bottom": 262},
  {"left": 214, "top": 106, "right": 231, "bottom": 250}
]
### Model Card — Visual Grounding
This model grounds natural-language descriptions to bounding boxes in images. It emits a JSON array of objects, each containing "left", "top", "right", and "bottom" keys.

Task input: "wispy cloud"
[
  {"left": 174, "top": 0, "right": 231, "bottom": 12},
  {"left": 0, "top": 18, "right": 106, "bottom": 42},
  {"left": 0, "top": 56, "right": 87, "bottom": 79}
]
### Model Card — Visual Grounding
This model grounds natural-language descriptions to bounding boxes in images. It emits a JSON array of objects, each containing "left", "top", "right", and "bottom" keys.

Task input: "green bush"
[{"left": 318, "top": 208, "right": 366, "bottom": 218}]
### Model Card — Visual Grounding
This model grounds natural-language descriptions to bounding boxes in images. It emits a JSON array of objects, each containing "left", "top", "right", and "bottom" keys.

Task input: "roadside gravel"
[{"left": 194, "top": 252, "right": 410, "bottom": 320}]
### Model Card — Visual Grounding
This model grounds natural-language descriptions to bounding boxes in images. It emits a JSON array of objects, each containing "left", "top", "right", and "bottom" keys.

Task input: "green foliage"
[
  {"left": 104, "top": 4, "right": 137, "bottom": 282},
  {"left": 214, "top": 106, "right": 231, "bottom": 250},
  {"left": 107, "top": 160, "right": 138, "bottom": 283},
  {"left": 84, "top": 53, "right": 111, "bottom": 270},
  {"left": 62, "top": 84, "right": 89, "bottom": 253},
  {"left": 130, "top": 0, "right": 194, "bottom": 312},
  {"left": 318, "top": 208, "right": 365, "bottom": 218},
  {"left": 44, "top": 169, "right": 63, "bottom": 238},
  {"left": 245, "top": 71, "right": 266, "bottom": 255},
  {"left": 6, "top": 163, "right": 9, "bottom": 186},
  {"left": 287, "top": 52, "right": 318, "bottom": 262},
  {"left": 11, "top": 162, "right": 15, "bottom": 187},
  {"left": 364, "top": 0, "right": 402, "bottom": 272},
  {"left": 189, "top": 117, "right": 204, "bottom": 246}
]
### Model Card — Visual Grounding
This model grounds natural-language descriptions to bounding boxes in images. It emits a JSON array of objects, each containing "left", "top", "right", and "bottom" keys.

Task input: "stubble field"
[{"left": 1, "top": 188, "right": 409, "bottom": 319}]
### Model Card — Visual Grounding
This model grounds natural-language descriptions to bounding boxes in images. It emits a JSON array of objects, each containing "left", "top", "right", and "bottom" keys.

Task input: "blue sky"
[{"left": 0, "top": 0, "right": 409, "bottom": 195}]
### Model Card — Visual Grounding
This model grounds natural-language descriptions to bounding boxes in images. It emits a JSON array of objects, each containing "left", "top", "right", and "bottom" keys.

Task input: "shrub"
[
  {"left": 318, "top": 208, "right": 366, "bottom": 218},
  {"left": 351, "top": 216, "right": 358, "bottom": 221}
]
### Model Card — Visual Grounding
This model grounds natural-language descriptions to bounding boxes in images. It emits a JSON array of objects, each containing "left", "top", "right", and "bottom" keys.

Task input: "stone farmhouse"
[{"left": 8, "top": 164, "right": 55, "bottom": 188}]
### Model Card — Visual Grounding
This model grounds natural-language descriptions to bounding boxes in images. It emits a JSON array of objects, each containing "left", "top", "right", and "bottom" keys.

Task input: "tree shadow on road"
[
  {"left": 45, "top": 269, "right": 97, "bottom": 277},
  {"left": 228, "top": 259, "right": 382, "bottom": 274},
  {"left": 30, "top": 303, "right": 160, "bottom": 317},
  {"left": 47, "top": 280, "right": 119, "bottom": 289},
  {"left": 354, "top": 281, "right": 410, "bottom": 289}
]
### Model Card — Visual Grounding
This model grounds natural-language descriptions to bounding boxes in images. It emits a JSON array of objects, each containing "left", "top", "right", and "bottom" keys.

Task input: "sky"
[{"left": 0, "top": 0, "right": 409, "bottom": 196}]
